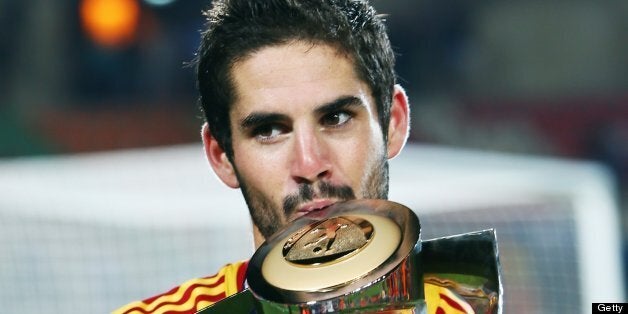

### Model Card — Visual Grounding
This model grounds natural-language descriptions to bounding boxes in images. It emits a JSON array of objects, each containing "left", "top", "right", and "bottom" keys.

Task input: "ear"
[
  {"left": 386, "top": 85, "right": 410, "bottom": 159},
  {"left": 201, "top": 123, "right": 240, "bottom": 188}
]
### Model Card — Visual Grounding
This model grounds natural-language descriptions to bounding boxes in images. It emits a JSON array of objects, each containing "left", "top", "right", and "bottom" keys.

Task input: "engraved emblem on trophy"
[{"left": 282, "top": 216, "right": 374, "bottom": 265}]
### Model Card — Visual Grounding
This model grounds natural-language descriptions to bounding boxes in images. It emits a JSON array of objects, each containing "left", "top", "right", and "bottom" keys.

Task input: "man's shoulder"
[{"left": 112, "top": 260, "right": 248, "bottom": 314}]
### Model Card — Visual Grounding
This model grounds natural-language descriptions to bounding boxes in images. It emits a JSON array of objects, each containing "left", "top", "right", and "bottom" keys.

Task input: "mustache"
[{"left": 283, "top": 181, "right": 355, "bottom": 217}]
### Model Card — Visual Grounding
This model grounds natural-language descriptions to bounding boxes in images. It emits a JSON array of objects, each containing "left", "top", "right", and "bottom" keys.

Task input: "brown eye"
[
  {"left": 253, "top": 124, "right": 286, "bottom": 142},
  {"left": 321, "top": 111, "right": 352, "bottom": 127}
]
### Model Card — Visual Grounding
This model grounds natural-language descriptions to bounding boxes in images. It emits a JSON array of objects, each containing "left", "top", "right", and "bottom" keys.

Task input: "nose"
[{"left": 290, "top": 128, "right": 331, "bottom": 184}]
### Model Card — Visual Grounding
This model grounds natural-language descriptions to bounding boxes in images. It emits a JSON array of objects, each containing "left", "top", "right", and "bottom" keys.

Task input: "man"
[{"left": 114, "top": 0, "right": 473, "bottom": 313}]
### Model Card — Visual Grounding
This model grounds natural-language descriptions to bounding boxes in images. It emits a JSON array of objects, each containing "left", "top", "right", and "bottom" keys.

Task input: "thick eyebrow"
[
  {"left": 314, "top": 96, "right": 365, "bottom": 116},
  {"left": 239, "top": 112, "right": 290, "bottom": 131}
]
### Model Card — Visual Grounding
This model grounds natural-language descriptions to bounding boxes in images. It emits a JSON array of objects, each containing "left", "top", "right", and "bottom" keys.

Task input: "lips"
[{"left": 290, "top": 199, "right": 336, "bottom": 221}]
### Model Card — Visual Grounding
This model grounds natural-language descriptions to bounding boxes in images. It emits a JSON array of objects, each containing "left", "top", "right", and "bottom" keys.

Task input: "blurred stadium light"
[
  {"left": 143, "top": 0, "right": 177, "bottom": 7},
  {"left": 80, "top": 0, "right": 141, "bottom": 48}
]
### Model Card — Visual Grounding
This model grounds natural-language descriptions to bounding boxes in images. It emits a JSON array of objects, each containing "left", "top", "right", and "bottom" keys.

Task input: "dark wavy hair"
[{"left": 195, "top": 0, "right": 396, "bottom": 159}]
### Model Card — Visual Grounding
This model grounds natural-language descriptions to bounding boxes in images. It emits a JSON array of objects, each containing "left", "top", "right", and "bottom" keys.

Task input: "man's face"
[{"left": 226, "top": 41, "right": 390, "bottom": 240}]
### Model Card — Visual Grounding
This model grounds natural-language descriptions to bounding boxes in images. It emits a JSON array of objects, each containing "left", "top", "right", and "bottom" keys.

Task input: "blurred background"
[{"left": 0, "top": 0, "right": 626, "bottom": 312}]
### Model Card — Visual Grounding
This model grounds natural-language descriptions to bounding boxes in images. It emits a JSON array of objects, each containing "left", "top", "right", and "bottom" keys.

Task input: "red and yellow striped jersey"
[
  {"left": 113, "top": 261, "right": 248, "bottom": 314},
  {"left": 112, "top": 260, "right": 473, "bottom": 314}
]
